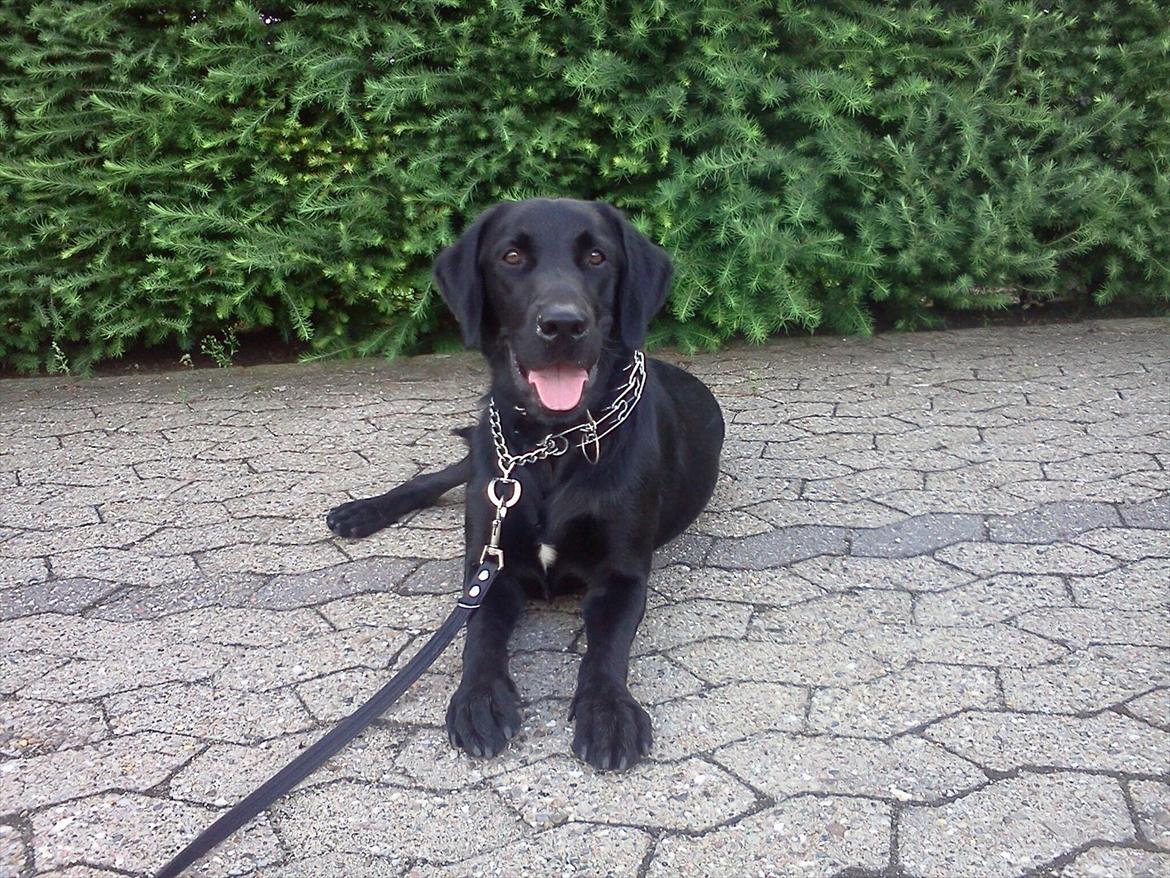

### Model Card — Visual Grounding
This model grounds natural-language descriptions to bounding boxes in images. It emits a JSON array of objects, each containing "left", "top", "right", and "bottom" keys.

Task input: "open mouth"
[{"left": 513, "top": 356, "right": 595, "bottom": 412}]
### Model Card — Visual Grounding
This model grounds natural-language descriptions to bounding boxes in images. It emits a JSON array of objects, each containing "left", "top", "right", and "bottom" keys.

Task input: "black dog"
[{"left": 327, "top": 198, "right": 723, "bottom": 771}]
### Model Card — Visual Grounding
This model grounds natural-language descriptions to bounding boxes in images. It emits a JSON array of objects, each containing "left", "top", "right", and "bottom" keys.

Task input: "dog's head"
[{"left": 433, "top": 198, "right": 671, "bottom": 420}]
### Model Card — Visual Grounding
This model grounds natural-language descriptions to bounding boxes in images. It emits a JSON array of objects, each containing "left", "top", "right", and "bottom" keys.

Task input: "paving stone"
[
  {"left": 914, "top": 574, "right": 1071, "bottom": 626},
  {"left": 393, "top": 701, "right": 569, "bottom": 791},
  {"left": 632, "top": 599, "right": 752, "bottom": 655},
  {"left": 158, "top": 606, "right": 331, "bottom": 647},
  {"left": 844, "top": 623, "right": 1066, "bottom": 669},
  {"left": 49, "top": 547, "right": 202, "bottom": 585},
  {"left": 496, "top": 756, "right": 755, "bottom": 831},
  {"left": 628, "top": 654, "right": 706, "bottom": 705},
  {"left": 670, "top": 637, "right": 885, "bottom": 687},
  {"left": 255, "top": 557, "right": 419, "bottom": 608},
  {"left": 1002, "top": 646, "right": 1170, "bottom": 713},
  {"left": 881, "top": 486, "right": 1036, "bottom": 515},
  {"left": 88, "top": 575, "right": 267, "bottom": 620},
  {"left": 652, "top": 682, "right": 806, "bottom": 759},
  {"left": 396, "top": 556, "right": 465, "bottom": 596},
  {"left": 294, "top": 665, "right": 440, "bottom": 724},
  {"left": 214, "top": 628, "right": 410, "bottom": 691},
  {"left": 751, "top": 590, "right": 913, "bottom": 642},
  {"left": 319, "top": 591, "right": 467, "bottom": 634},
  {"left": 763, "top": 433, "right": 876, "bottom": 460},
  {"left": 1126, "top": 688, "right": 1170, "bottom": 728},
  {"left": 936, "top": 541, "right": 1119, "bottom": 576},
  {"left": 0, "top": 578, "right": 120, "bottom": 620},
  {"left": 801, "top": 467, "right": 923, "bottom": 502},
  {"left": 33, "top": 792, "right": 283, "bottom": 875},
  {"left": 0, "top": 699, "right": 107, "bottom": 758},
  {"left": 0, "top": 555, "right": 50, "bottom": 587},
  {"left": 1014, "top": 607, "right": 1170, "bottom": 648},
  {"left": 900, "top": 773, "right": 1133, "bottom": 878},
  {"left": 650, "top": 531, "right": 712, "bottom": 568},
  {"left": 647, "top": 795, "right": 890, "bottom": 878},
  {"left": 923, "top": 710, "right": 1170, "bottom": 774},
  {"left": 1058, "top": 847, "right": 1170, "bottom": 878},
  {"left": 1071, "top": 559, "right": 1170, "bottom": 609},
  {"left": 273, "top": 782, "right": 524, "bottom": 863},
  {"left": 716, "top": 730, "right": 984, "bottom": 802},
  {"left": 410, "top": 823, "right": 653, "bottom": 878},
  {"left": 342, "top": 525, "right": 466, "bottom": 561},
  {"left": 809, "top": 665, "right": 999, "bottom": 737},
  {"left": 789, "top": 554, "right": 975, "bottom": 592},
  {"left": 924, "top": 460, "right": 1045, "bottom": 493},
  {"left": 987, "top": 502, "right": 1123, "bottom": 543},
  {"left": 198, "top": 539, "right": 354, "bottom": 577},
  {"left": 744, "top": 498, "right": 906, "bottom": 528},
  {"left": 707, "top": 526, "right": 850, "bottom": 569},
  {"left": 692, "top": 509, "right": 774, "bottom": 538},
  {"left": 850, "top": 513, "right": 986, "bottom": 558},
  {"left": 0, "top": 825, "right": 26, "bottom": 877},
  {"left": 1075, "top": 527, "right": 1170, "bottom": 561},
  {"left": 508, "top": 606, "right": 582, "bottom": 652},
  {"left": 1, "top": 615, "right": 239, "bottom": 700},
  {"left": 256, "top": 854, "right": 407, "bottom": 878},
  {"left": 1, "top": 651, "right": 68, "bottom": 697},
  {"left": 1006, "top": 477, "right": 1163, "bottom": 505},
  {"left": 1130, "top": 780, "right": 1170, "bottom": 847},
  {"left": 707, "top": 471, "right": 804, "bottom": 510},
  {"left": 1119, "top": 495, "right": 1170, "bottom": 529},
  {"left": 1044, "top": 451, "right": 1160, "bottom": 483},
  {"left": 650, "top": 563, "right": 823, "bottom": 605},
  {"left": 107, "top": 681, "right": 315, "bottom": 743},
  {"left": 0, "top": 731, "right": 197, "bottom": 812}
]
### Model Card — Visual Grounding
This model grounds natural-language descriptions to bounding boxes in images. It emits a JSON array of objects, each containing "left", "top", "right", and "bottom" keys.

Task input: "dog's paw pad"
[
  {"left": 445, "top": 675, "right": 521, "bottom": 759},
  {"left": 570, "top": 682, "right": 651, "bottom": 772}
]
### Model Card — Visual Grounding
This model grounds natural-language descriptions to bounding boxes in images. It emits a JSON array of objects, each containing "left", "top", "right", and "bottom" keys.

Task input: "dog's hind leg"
[{"left": 326, "top": 455, "right": 471, "bottom": 539}]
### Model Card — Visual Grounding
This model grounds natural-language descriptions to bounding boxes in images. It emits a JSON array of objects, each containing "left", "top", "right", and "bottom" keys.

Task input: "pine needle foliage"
[{"left": 1, "top": 1, "right": 1166, "bottom": 370}]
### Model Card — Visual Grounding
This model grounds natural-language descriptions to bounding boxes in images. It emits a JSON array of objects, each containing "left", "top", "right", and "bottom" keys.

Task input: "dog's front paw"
[
  {"left": 570, "top": 680, "right": 652, "bottom": 771},
  {"left": 326, "top": 497, "right": 391, "bottom": 539},
  {"left": 445, "top": 675, "right": 521, "bottom": 758}
]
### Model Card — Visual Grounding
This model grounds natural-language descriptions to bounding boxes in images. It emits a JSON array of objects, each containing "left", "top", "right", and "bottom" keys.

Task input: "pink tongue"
[{"left": 527, "top": 365, "right": 589, "bottom": 411}]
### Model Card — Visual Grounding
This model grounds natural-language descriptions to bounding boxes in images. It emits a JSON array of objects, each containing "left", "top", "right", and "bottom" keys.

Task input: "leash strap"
[{"left": 154, "top": 558, "right": 501, "bottom": 878}]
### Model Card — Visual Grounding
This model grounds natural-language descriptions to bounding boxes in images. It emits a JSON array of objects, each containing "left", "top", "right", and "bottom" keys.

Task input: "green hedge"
[{"left": 2, "top": 1, "right": 1166, "bottom": 372}]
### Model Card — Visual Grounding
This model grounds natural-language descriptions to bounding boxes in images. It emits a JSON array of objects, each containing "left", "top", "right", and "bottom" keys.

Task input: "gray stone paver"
[
  {"left": 1130, "top": 780, "right": 1170, "bottom": 848},
  {"left": 1, "top": 318, "right": 1167, "bottom": 877}
]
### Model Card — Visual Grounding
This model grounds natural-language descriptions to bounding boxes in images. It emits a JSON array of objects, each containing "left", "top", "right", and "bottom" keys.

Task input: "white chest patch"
[{"left": 538, "top": 543, "right": 558, "bottom": 571}]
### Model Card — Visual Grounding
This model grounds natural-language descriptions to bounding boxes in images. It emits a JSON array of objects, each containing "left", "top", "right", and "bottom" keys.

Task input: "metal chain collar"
[
  {"left": 489, "top": 350, "right": 646, "bottom": 478},
  {"left": 478, "top": 351, "right": 647, "bottom": 571}
]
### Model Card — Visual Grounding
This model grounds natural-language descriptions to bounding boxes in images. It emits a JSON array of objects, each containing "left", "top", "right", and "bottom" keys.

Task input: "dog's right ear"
[{"left": 433, "top": 205, "right": 501, "bottom": 350}]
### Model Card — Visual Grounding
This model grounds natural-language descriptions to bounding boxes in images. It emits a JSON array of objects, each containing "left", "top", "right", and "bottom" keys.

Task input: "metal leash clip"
[{"left": 479, "top": 476, "right": 521, "bottom": 569}]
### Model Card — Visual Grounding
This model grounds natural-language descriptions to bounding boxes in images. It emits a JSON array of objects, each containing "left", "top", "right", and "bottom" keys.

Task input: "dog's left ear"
[
  {"left": 599, "top": 203, "right": 673, "bottom": 350},
  {"left": 433, "top": 205, "right": 502, "bottom": 350}
]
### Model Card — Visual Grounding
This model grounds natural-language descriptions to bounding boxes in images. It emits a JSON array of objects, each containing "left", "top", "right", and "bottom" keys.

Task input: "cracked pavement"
[{"left": 1, "top": 317, "right": 1168, "bottom": 878}]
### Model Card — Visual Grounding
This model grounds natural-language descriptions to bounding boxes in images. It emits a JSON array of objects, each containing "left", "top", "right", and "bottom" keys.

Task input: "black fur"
[{"left": 327, "top": 198, "right": 724, "bottom": 771}]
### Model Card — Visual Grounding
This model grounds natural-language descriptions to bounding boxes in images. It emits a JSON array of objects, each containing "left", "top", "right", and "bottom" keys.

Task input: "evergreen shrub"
[{"left": 1, "top": 1, "right": 1166, "bottom": 372}]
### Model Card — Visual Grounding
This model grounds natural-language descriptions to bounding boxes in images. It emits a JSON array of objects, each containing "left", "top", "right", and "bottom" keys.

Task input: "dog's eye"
[
  {"left": 502, "top": 249, "right": 523, "bottom": 266},
  {"left": 587, "top": 249, "right": 606, "bottom": 266}
]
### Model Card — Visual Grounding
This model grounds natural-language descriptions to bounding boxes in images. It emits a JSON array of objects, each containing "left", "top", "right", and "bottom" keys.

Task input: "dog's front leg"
[
  {"left": 570, "top": 573, "right": 653, "bottom": 771},
  {"left": 446, "top": 571, "right": 524, "bottom": 758}
]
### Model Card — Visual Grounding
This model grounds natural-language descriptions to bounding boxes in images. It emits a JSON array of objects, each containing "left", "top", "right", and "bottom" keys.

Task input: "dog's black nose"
[{"left": 537, "top": 306, "right": 588, "bottom": 341}]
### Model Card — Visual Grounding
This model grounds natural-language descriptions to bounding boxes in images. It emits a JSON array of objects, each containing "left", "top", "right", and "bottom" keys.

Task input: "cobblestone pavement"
[{"left": 2, "top": 318, "right": 1168, "bottom": 878}]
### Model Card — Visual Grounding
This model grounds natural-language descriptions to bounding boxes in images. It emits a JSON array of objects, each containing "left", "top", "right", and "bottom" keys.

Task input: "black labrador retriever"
[{"left": 327, "top": 198, "right": 724, "bottom": 771}]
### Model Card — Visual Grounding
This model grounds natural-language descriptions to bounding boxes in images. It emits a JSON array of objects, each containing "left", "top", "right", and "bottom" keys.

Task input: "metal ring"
[{"left": 486, "top": 477, "right": 522, "bottom": 509}]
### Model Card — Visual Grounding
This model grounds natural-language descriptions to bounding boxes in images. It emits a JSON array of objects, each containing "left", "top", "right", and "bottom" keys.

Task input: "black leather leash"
[
  {"left": 156, "top": 357, "right": 645, "bottom": 876},
  {"left": 154, "top": 558, "right": 502, "bottom": 878}
]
